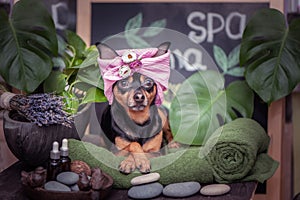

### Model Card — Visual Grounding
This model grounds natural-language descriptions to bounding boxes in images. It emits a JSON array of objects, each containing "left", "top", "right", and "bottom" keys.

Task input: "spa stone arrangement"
[
  {"left": 20, "top": 139, "right": 113, "bottom": 199},
  {"left": 20, "top": 139, "right": 232, "bottom": 199},
  {"left": 127, "top": 172, "right": 231, "bottom": 199}
]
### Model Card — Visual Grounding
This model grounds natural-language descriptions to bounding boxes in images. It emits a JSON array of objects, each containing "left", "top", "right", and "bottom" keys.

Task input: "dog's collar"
[{"left": 98, "top": 48, "right": 170, "bottom": 105}]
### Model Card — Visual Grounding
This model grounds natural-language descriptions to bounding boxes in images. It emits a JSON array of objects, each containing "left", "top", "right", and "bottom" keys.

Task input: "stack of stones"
[
  {"left": 44, "top": 171, "right": 80, "bottom": 192},
  {"left": 128, "top": 172, "right": 231, "bottom": 199}
]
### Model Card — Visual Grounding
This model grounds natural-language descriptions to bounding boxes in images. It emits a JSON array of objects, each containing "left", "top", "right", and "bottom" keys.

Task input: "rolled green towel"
[
  {"left": 68, "top": 140, "right": 213, "bottom": 188},
  {"left": 202, "top": 118, "right": 278, "bottom": 183},
  {"left": 68, "top": 118, "right": 278, "bottom": 188}
]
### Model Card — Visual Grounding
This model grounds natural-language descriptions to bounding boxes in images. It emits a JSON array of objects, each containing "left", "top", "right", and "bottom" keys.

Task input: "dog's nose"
[{"left": 134, "top": 91, "right": 145, "bottom": 103}]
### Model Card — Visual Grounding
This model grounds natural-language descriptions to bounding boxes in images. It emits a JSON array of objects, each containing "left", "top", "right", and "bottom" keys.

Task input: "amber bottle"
[
  {"left": 60, "top": 138, "right": 71, "bottom": 172},
  {"left": 46, "top": 141, "right": 61, "bottom": 181}
]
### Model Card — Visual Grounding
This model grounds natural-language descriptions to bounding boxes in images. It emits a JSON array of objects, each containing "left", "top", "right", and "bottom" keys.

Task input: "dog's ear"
[
  {"left": 96, "top": 42, "right": 119, "bottom": 59},
  {"left": 154, "top": 42, "right": 171, "bottom": 57}
]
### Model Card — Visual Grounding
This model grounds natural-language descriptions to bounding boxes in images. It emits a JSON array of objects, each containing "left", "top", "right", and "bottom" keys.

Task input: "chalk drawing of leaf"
[
  {"left": 213, "top": 45, "right": 228, "bottom": 73},
  {"left": 143, "top": 19, "right": 167, "bottom": 37},
  {"left": 126, "top": 35, "right": 150, "bottom": 49},
  {"left": 227, "top": 45, "right": 240, "bottom": 69},
  {"left": 125, "top": 13, "right": 143, "bottom": 34},
  {"left": 227, "top": 66, "right": 245, "bottom": 77}
]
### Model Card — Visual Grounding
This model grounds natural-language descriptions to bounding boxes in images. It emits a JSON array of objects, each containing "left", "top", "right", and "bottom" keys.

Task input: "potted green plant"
[{"left": 0, "top": 0, "right": 106, "bottom": 166}]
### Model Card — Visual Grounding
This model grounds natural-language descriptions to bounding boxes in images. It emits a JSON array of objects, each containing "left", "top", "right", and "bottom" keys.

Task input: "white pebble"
[
  {"left": 130, "top": 172, "right": 160, "bottom": 186},
  {"left": 200, "top": 184, "right": 231, "bottom": 196}
]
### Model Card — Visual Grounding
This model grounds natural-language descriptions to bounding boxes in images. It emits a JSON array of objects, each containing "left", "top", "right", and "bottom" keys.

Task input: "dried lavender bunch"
[{"left": 9, "top": 93, "right": 73, "bottom": 127}]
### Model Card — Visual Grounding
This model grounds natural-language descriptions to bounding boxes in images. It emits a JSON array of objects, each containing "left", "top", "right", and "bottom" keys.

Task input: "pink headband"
[{"left": 98, "top": 48, "right": 170, "bottom": 105}]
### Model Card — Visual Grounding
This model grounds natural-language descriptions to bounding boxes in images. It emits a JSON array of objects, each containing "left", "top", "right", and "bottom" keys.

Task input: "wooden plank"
[
  {"left": 293, "top": 93, "right": 300, "bottom": 196},
  {"left": 253, "top": 194, "right": 266, "bottom": 200},
  {"left": 264, "top": 99, "right": 285, "bottom": 200},
  {"left": 76, "top": 0, "right": 92, "bottom": 46}
]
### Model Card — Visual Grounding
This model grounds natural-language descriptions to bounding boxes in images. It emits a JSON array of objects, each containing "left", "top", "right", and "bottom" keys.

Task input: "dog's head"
[
  {"left": 113, "top": 72, "right": 156, "bottom": 112},
  {"left": 97, "top": 42, "right": 170, "bottom": 117}
]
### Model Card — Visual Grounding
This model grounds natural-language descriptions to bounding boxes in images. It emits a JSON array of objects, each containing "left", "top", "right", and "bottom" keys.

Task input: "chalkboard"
[
  {"left": 90, "top": 2, "right": 268, "bottom": 80},
  {"left": 91, "top": 3, "right": 268, "bottom": 60},
  {"left": 77, "top": 1, "right": 286, "bottom": 200},
  {"left": 43, "top": 0, "right": 76, "bottom": 33}
]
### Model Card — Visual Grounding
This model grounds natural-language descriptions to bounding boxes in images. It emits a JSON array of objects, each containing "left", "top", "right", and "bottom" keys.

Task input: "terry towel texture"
[
  {"left": 69, "top": 118, "right": 278, "bottom": 188},
  {"left": 201, "top": 118, "right": 278, "bottom": 183}
]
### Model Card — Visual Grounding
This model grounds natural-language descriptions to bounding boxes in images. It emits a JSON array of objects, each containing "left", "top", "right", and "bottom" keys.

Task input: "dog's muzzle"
[{"left": 129, "top": 90, "right": 148, "bottom": 111}]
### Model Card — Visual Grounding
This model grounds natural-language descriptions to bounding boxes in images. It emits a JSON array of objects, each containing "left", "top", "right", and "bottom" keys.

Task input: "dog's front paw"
[
  {"left": 119, "top": 156, "right": 136, "bottom": 174},
  {"left": 168, "top": 141, "right": 181, "bottom": 149},
  {"left": 134, "top": 154, "right": 151, "bottom": 174}
]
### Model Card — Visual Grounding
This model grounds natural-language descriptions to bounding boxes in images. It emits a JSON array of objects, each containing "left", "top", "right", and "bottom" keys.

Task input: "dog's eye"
[
  {"left": 143, "top": 79, "right": 154, "bottom": 89},
  {"left": 119, "top": 80, "right": 129, "bottom": 88}
]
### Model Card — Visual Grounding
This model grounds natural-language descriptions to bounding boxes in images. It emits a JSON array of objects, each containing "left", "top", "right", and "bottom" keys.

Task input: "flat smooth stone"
[
  {"left": 128, "top": 182, "right": 163, "bottom": 199},
  {"left": 200, "top": 184, "right": 231, "bottom": 196},
  {"left": 44, "top": 181, "right": 71, "bottom": 192},
  {"left": 163, "top": 181, "right": 201, "bottom": 197},
  {"left": 130, "top": 172, "right": 160, "bottom": 185},
  {"left": 70, "top": 184, "right": 80, "bottom": 191},
  {"left": 56, "top": 172, "right": 79, "bottom": 186}
]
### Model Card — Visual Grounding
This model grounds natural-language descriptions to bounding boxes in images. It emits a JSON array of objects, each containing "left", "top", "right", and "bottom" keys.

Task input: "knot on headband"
[{"left": 97, "top": 45, "right": 171, "bottom": 105}]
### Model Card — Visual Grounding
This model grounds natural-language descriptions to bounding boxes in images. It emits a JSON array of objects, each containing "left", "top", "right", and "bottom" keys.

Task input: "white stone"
[
  {"left": 130, "top": 172, "right": 160, "bottom": 186},
  {"left": 200, "top": 184, "right": 231, "bottom": 196}
]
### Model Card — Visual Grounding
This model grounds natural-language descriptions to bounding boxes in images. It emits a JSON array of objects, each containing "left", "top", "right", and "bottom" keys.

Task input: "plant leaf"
[
  {"left": 65, "top": 30, "right": 87, "bottom": 59},
  {"left": 0, "top": 0, "right": 58, "bottom": 93},
  {"left": 169, "top": 70, "right": 254, "bottom": 145},
  {"left": 125, "top": 12, "right": 142, "bottom": 34},
  {"left": 143, "top": 19, "right": 166, "bottom": 37},
  {"left": 226, "top": 67, "right": 245, "bottom": 77},
  {"left": 225, "top": 80, "right": 254, "bottom": 121},
  {"left": 240, "top": 8, "right": 300, "bottom": 104},
  {"left": 227, "top": 45, "right": 240, "bottom": 69},
  {"left": 80, "top": 87, "right": 107, "bottom": 105},
  {"left": 125, "top": 34, "right": 150, "bottom": 49},
  {"left": 76, "top": 64, "right": 104, "bottom": 90},
  {"left": 213, "top": 45, "right": 228, "bottom": 73},
  {"left": 62, "top": 91, "right": 79, "bottom": 114},
  {"left": 72, "top": 46, "right": 99, "bottom": 69},
  {"left": 43, "top": 70, "right": 66, "bottom": 93}
]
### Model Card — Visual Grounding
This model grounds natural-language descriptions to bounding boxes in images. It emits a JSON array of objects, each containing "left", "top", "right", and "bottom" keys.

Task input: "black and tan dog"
[{"left": 96, "top": 43, "right": 178, "bottom": 174}]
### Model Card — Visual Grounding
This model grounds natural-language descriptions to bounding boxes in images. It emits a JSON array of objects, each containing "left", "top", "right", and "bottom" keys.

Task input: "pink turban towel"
[{"left": 98, "top": 48, "right": 170, "bottom": 105}]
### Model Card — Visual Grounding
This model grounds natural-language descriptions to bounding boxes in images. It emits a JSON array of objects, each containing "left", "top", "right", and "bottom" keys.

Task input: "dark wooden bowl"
[
  {"left": 22, "top": 172, "right": 113, "bottom": 200},
  {"left": 2, "top": 110, "right": 84, "bottom": 167}
]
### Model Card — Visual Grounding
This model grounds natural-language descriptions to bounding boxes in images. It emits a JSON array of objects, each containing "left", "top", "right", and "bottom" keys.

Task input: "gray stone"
[
  {"left": 128, "top": 182, "right": 163, "bottom": 199},
  {"left": 56, "top": 172, "right": 79, "bottom": 186},
  {"left": 130, "top": 172, "right": 160, "bottom": 186},
  {"left": 200, "top": 184, "right": 231, "bottom": 196},
  {"left": 163, "top": 181, "right": 201, "bottom": 198},
  {"left": 44, "top": 181, "right": 71, "bottom": 192},
  {"left": 70, "top": 184, "right": 80, "bottom": 191}
]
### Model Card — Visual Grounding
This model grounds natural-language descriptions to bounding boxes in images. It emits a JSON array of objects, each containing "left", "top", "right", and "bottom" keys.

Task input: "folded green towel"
[
  {"left": 68, "top": 118, "right": 278, "bottom": 189},
  {"left": 201, "top": 118, "right": 278, "bottom": 183},
  {"left": 68, "top": 140, "right": 213, "bottom": 188}
]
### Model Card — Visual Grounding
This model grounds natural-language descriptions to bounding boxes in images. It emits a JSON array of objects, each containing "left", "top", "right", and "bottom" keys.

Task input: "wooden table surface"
[{"left": 0, "top": 161, "right": 257, "bottom": 200}]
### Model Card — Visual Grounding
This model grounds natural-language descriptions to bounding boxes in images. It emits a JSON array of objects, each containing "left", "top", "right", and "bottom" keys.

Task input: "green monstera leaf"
[
  {"left": 0, "top": 0, "right": 58, "bottom": 93},
  {"left": 240, "top": 8, "right": 300, "bottom": 105},
  {"left": 169, "top": 70, "right": 253, "bottom": 145}
]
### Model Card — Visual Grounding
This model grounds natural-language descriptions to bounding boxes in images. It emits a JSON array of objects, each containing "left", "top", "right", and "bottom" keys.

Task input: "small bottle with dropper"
[
  {"left": 60, "top": 138, "right": 71, "bottom": 172},
  {"left": 46, "top": 141, "right": 61, "bottom": 181}
]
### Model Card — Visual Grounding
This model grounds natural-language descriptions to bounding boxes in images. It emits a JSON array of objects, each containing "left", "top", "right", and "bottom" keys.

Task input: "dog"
[{"left": 96, "top": 42, "right": 178, "bottom": 174}]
